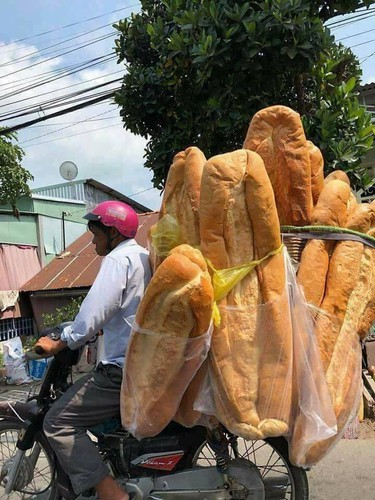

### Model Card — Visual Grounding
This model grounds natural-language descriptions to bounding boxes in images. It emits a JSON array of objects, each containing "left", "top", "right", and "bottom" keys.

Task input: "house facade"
[{"left": 0, "top": 178, "right": 152, "bottom": 339}]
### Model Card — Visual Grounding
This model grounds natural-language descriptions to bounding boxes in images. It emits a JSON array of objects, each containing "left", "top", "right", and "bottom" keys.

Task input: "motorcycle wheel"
[
  {"left": 0, "top": 420, "right": 58, "bottom": 500},
  {"left": 192, "top": 436, "right": 308, "bottom": 500}
]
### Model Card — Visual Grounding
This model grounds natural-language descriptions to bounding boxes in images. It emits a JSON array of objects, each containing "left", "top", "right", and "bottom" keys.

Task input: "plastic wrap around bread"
[
  {"left": 148, "top": 146, "right": 206, "bottom": 272},
  {"left": 198, "top": 149, "right": 293, "bottom": 440},
  {"left": 358, "top": 227, "right": 375, "bottom": 339},
  {"left": 121, "top": 244, "right": 214, "bottom": 439},
  {"left": 290, "top": 202, "right": 375, "bottom": 465},
  {"left": 243, "top": 105, "right": 313, "bottom": 226}
]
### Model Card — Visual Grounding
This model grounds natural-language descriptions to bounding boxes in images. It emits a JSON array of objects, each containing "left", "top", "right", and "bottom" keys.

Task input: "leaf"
[
  {"left": 286, "top": 46, "right": 298, "bottom": 59},
  {"left": 344, "top": 76, "right": 356, "bottom": 94}
]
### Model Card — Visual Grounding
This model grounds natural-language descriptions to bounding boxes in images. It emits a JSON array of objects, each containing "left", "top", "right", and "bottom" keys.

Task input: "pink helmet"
[{"left": 84, "top": 201, "right": 138, "bottom": 238}]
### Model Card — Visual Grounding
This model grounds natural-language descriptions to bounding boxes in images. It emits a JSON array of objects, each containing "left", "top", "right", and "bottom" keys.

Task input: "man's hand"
[{"left": 34, "top": 337, "right": 67, "bottom": 356}]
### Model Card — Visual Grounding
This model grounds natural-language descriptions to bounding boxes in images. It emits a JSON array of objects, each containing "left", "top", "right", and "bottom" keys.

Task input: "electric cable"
[
  {"left": 0, "top": 4, "right": 139, "bottom": 48},
  {"left": 0, "top": 90, "right": 117, "bottom": 135},
  {"left": 21, "top": 122, "right": 119, "bottom": 148},
  {"left": 19, "top": 109, "right": 116, "bottom": 145},
  {"left": 1, "top": 34, "right": 115, "bottom": 81},
  {"left": 0, "top": 69, "right": 124, "bottom": 109},
  {"left": 0, "top": 54, "right": 116, "bottom": 102},
  {"left": 0, "top": 78, "right": 122, "bottom": 121},
  {"left": 0, "top": 28, "right": 114, "bottom": 69}
]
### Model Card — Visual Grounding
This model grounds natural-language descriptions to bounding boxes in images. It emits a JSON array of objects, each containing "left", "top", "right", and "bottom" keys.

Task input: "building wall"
[{"left": 0, "top": 213, "right": 38, "bottom": 245}]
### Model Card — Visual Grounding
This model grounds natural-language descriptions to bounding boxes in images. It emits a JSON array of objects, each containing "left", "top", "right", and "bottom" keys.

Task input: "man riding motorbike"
[{"left": 35, "top": 201, "right": 152, "bottom": 500}]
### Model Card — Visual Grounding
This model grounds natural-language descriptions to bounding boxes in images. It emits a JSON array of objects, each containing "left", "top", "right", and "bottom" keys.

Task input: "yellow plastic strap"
[
  {"left": 208, "top": 244, "right": 283, "bottom": 326},
  {"left": 150, "top": 214, "right": 183, "bottom": 257}
]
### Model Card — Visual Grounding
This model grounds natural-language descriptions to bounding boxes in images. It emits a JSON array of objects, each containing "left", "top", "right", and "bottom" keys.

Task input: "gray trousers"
[{"left": 43, "top": 363, "right": 123, "bottom": 494}]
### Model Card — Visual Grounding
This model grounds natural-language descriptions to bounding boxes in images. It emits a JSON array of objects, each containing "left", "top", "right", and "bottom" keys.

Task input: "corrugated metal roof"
[
  {"left": 21, "top": 211, "right": 159, "bottom": 292},
  {"left": 360, "top": 82, "right": 375, "bottom": 92},
  {"left": 32, "top": 178, "right": 151, "bottom": 213}
]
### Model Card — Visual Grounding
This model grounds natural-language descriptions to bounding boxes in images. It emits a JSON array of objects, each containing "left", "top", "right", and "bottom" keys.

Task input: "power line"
[
  {"left": 0, "top": 78, "right": 122, "bottom": 121},
  {"left": 0, "top": 90, "right": 118, "bottom": 135},
  {"left": 351, "top": 37, "right": 375, "bottom": 49},
  {"left": 0, "top": 69, "right": 124, "bottom": 110},
  {"left": 0, "top": 31, "right": 114, "bottom": 71},
  {"left": 0, "top": 5, "right": 139, "bottom": 48},
  {"left": 28, "top": 115, "right": 119, "bottom": 127},
  {"left": 0, "top": 54, "right": 116, "bottom": 102},
  {"left": 327, "top": 8, "right": 375, "bottom": 29},
  {"left": 337, "top": 26, "right": 375, "bottom": 42},
  {"left": 1, "top": 33, "right": 114, "bottom": 81},
  {"left": 128, "top": 187, "right": 156, "bottom": 198},
  {"left": 0, "top": 17, "right": 117, "bottom": 59},
  {"left": 21, "top": 122, "right": 119, "bottom": 148},
  {"left": 19, "top": 109, "right": 117, "bottom": 145}
]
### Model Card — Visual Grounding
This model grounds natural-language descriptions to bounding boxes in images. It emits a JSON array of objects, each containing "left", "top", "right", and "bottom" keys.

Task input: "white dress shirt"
[{"left": 61, "top": 239, "right": 151, "bottom": 366}]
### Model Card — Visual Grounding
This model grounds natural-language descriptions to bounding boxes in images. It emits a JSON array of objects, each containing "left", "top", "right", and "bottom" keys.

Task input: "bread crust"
[
  {"left": 149, "top": 147, "right": 206, "bottom": 271},
  {"left": 297, "top": 180, "right": 351, "bottom": 307},
  {"left": 243, "top": 105, "right": 313, "bottom": 226},
  {"left": 307, "top": 140, "right": 324, "bottom": 206}
]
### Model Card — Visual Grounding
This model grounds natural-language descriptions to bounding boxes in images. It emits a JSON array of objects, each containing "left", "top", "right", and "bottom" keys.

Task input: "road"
[{"left": 308, "top": 436, "right": 375, "bottom": 500}]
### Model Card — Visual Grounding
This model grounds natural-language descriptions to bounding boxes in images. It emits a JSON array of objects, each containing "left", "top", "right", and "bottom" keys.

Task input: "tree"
[
  {"left": 114, "top": 0, "right": 375, "bottom": 191},
  {"left": 0, "top": 130, "right": 33, "bottom": 217}
]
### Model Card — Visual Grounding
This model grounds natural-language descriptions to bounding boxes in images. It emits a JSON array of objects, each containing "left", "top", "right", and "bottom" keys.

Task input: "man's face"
[{"left": 90, "top": 225, "right": 108, "bottom": 256}]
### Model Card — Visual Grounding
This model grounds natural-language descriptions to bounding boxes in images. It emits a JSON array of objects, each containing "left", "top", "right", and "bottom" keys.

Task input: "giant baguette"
[
  {"left": 121, "top": 244, "right": 214, "bottom": 438},
  {"left": 149, "top": 147, "right": 206, "bottom": 271},
  {"left": 324, "top": 170, "right": 350, "bottom": 186},
  {"left": 243, "top": 153, "right": 292, "bottom": 437},
  {"left": 297, "top": 180, "right": 351, "bottom": 307},
  {"left": 199, "top": 149, "right": 292, "bottom": 439},
  {"left": 243, "top": 105, "right": 313, "bottom": 226},
  {"left": 315, "top": 202, "right": 375, "bottom": 372},
  {"left": 307, "top": 140, "right": 324, "bottom": 206},
  {"left": 356, "top": 228, "right": 375, "bottom": 340},
  {"left": 200, "top": 149, "right": 262, "bottom": 438}
]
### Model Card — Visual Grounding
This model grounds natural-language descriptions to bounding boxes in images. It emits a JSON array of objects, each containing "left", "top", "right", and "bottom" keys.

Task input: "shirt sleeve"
[{"left": 61, "top": 255, "right": 128, "bottom": 349}]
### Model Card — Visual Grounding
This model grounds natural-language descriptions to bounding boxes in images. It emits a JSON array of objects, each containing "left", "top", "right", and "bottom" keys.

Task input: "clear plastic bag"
[
  {"left": 194, "top": 249, "right": 337, "bottom": 462},
  {"left": 289, "top": 311, "right": 362, "bottom": 467},
  {"left": 121, "top": 319, "right": 213, "bottom": 440},
  {"left": 194, "top": 294, "right": 294, "bottom": 440},
  {"left": 285, "top": 252, "right": 338, "bottom": 466}
]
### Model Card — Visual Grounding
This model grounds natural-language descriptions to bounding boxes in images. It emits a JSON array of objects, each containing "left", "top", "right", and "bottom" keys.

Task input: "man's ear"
[
  {"left": 109, "top": 226, "right": 119, "bottom": 238},
  {"left": 109, "top": 226, "right": 122, "bottom": 241}
]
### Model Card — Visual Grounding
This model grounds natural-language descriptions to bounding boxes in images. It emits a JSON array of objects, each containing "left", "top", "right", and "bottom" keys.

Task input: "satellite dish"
[{"left": 59, "top": 161, "right": 78, "bottom": 181}]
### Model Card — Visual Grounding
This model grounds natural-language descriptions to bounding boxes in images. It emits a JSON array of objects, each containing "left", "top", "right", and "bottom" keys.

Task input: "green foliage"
[
  {"left": 0, "top": 130, "right": 33, "bottom": 215},
  {"left": 114, "top": 0, "right": 375, "bottom": 191},
  {"left": 22, "top": 336, "right": 38, "bottom": 351},
  {"left": 42, "top": 296, "right": 84, "bottom": 328},
  {"left": 302, "top": 45, "right": 375, "bottom": 190}
]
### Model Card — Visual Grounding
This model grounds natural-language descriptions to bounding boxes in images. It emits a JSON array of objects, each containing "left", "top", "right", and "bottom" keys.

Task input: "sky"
[{"left": 1, "top": 1, "right": 375, "bottom": 212}]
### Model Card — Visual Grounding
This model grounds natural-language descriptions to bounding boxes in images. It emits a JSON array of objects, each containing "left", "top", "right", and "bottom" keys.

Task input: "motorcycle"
[{"left": 0, "top": 327, "right": 309, "bottom": 499}]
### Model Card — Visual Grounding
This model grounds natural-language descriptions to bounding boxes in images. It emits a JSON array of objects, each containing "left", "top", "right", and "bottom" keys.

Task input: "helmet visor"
[{"left": 83, "top": 212, "right": 100, "bottom": 221}]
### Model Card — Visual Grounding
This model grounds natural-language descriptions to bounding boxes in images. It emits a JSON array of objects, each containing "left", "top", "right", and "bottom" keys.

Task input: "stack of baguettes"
[
  {"left": 121, "top": 104, "right": 375, "bottom": 465},
  {"left": 245, "top": 105, "right": 375, "bottom": 464}
]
